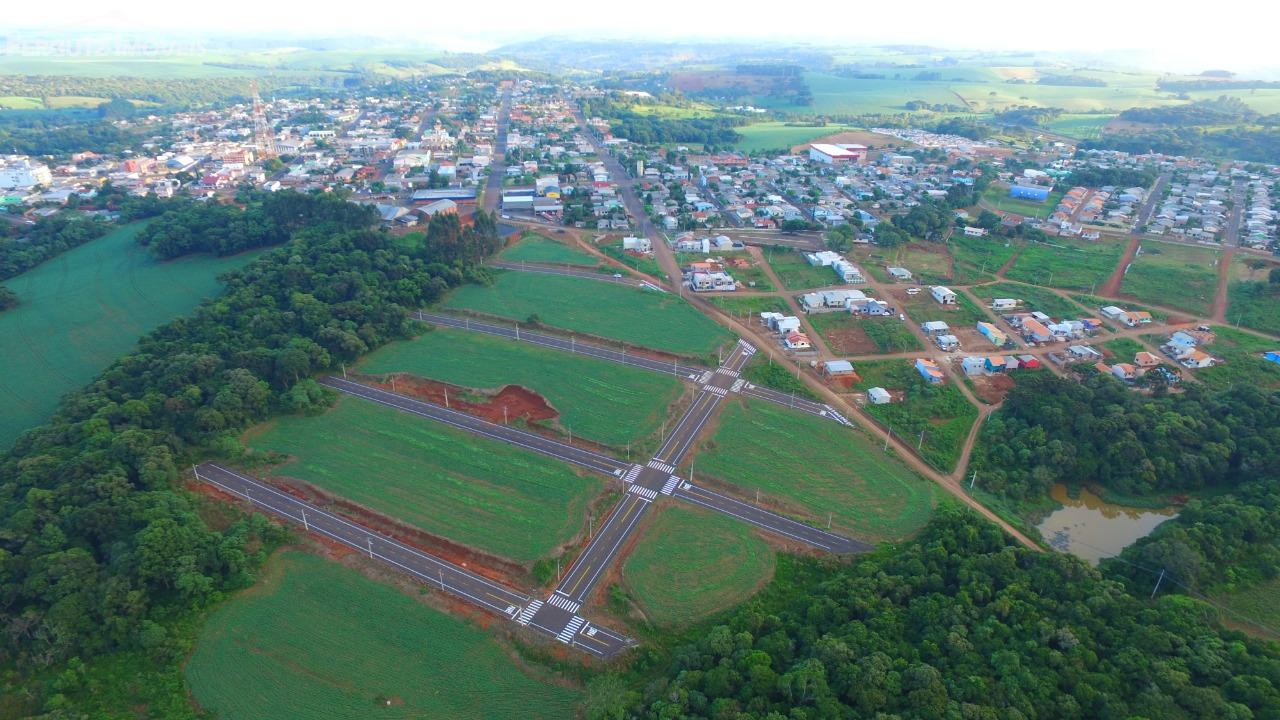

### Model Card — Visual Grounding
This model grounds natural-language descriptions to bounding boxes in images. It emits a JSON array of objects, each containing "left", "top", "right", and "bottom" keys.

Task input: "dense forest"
[
  {"left": 0, "top": 193, "right": 496, "bottom": 712},
  {"left": 598, "top": 510, "right": 1280, "bottom": 719},
  {"left": 0, "top": 115, "right": 152, "bottom": 156},
  {"left": 581, "top": 97, "right": 747, "bottom": 146},
  {"left": 1063, "top": 165, "right": 1156, "bottom": 189},
  {"left": 0, "top": 213, "right": 111, "bottom": 281}
]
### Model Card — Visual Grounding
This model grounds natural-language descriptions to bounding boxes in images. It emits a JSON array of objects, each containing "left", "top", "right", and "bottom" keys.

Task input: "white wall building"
[{"left": 0, "top": 157, "right": 53, "bottom": 189}]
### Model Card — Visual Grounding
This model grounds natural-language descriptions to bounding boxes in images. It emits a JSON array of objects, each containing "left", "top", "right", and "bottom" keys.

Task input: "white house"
[
  {"left": 930, "top": 286, "right": 957, "bottom": 305},
  {"left": 622, "top": 236, "right": 652, "bottom": 253},
  {"left": 867, "top": 387, "right": 892, "bottom": 404}
]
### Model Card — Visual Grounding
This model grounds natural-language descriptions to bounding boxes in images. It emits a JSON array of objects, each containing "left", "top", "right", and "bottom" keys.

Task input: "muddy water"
[{"left": 1036, "top": 484, "right": 1178, "bottom": 565}]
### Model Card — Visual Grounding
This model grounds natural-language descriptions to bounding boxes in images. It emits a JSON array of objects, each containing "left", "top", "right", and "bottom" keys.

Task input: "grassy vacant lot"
[
  {"left": 852, "top": 243, "right": 952, "bottom": 284},
  {"left": 599, "top": 238, "right": 663, "bottom": 278},
  {"left": 1226, "top": 281, "right": 1280, "bottom": 336},
  {"left": 250, "top": 397, "right": 600, "bottom": 563},
  {"left": 949, "top": 234, "right": 1020, "bottom": 283},
  {"left": 0, "top": 222, "right": 263, "bottom": 448},
  {"left": 187, "top": 551, "right": 580, "bottom": 720},
  {"left": 1004, "top": 237, "right": 1124, "bottom": 291},
  {"left": 967, "top": 282, "right": 1085, "bottom": 319},
  {"left": 1214, "top": 578, "right": 1280, "bottom": 643},
  {"left": 693, "top": 399, "right": 938, "bottom": 541},
  {"left": 497, "top": 232, "right": 600, "bottom": 267},
  {"left": 1103, "top": 337, "right": 1145, "bottom": 360},
  {"left": 1121, "top": 242, "right": 1220, "bottom": 316},
  {"left": 1196, "top": 326, "right": 1280, "bottom": 391},
  {"left": 358, "top": 327, "right": 682, "bottom": 448},
  {"left": 898, "top": 287, "right": 989, "bottom": 328},
  {"left": 853, "top": 360, "right": 979, "bottom": 472},
  {"left": 808, "top": 313, "right": 923, "bottom": 354},
  {"left": 733, "top": 122, "right": 858, "bottom": 152},
  {"left": 981, "top": 185, "right": 1064, "bottom": 219},
  {"left": 741, "top": 356, "right": 818, "bottom": 400},
  {"left": 444, "top": 271, "right": 733, "bottom": 357},
  {"left": 707, "top": 294, "right": 789, "bottom": 318},
  {"left": 622, "top": 505, "right": 775, "bottom": 627},
  {"left": 761, "top": 249, "right": 838, "bottom": 290}
]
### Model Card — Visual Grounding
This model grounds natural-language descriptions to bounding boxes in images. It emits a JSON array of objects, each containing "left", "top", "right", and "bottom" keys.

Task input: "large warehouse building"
[
  {"left": 809, "top": 143, "right": 868, "bottom": 164},
  {"left": 1009, "top": 185, "right": 1052, "bottom": 202}
]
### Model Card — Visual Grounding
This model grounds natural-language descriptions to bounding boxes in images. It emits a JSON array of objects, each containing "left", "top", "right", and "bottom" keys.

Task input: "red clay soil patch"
[
  {"left": 367, "top": 375, "right": 557, "bottom": 425},
  {"left": 970, "top": 373, "right": 1015, "bottom": 404},
  {"left": 820, "top": 322, "right": 880, "bottom": 355},
  {"left": 828, "top": 373, "right": 861, "bottom": 390}
]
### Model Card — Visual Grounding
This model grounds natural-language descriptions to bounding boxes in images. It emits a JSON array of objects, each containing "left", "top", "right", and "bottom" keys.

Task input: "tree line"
[{"left": 0, "top": 191, "right": 497, "bottom": 711}]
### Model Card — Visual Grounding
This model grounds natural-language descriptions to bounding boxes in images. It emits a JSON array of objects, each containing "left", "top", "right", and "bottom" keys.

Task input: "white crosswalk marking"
[
  {"left": 557, "top": 616, "right": 586, "bottom": 643},
  {"left": 547, "top": 593, "right": 581, "bottom": 613},
  {"left": 730, "top": 378, "right": 745, "bottom": 393},
  {"left": 715, "top": 367, "right": 740, "bottom": 378},
  {"left": 628, "top": 484, "right": 658, "bottom": 501},
  {"left": 660, "top": 476, "right": 680, "bottom": 496},
  {"left": 622, "top": 465, "right": 644, "bottom": 484},
  {"left": 515, "top": 599, "right": 543, "bottom": 626},
  {"left": 703, "top": 385, "right": 728, "bottom": 397},
  {"left": 698, "top": 371, "right": 714, "bottom": 384},
  {"left": 647, "top": 459, "right": 676, "bottom": 474},
  {"left": 739, "top": 340, "right": 757, "bottom": 355}
]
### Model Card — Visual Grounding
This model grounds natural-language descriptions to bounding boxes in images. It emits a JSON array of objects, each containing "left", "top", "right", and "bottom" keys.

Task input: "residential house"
[
  {"left": 886, "top": 266, "right": 913, "bottom": 281},
  {"left": 1121, "top": 311, "right": 1153, "bottom": 327},
  {"left": 784, "top": 331, "right": 812, "bottom": 351},
  {"left": 935, "top": 334, "right": 960, "bottom": 351},
  {"left": 823, "top": 360, "right": 857, "bottom": 378},
  {"left": 991, "top": 298, "right": 1019, "bottom": 311},
  {"left": 1018, "top": 355, "right": 1041, "bottom": 369},
  {"left": 867, "top": 387, "right": 892, "bottom": 404},
  {"left": 915, "top": 358, "right": 945, "bottom": 384},
  {"left": 1112, "top": 363, "right": 1138, "bottom": 381},
  {"left": 976, "top": 321, "right": 1007, "bottom": 347},
  {"left": 921, "top": 320, "right": 950, "bottom": 336},
  {"left": 930, "top": 286, "right": 958, "bottom": 305},
  {"left": 1180, "top": 350, "right": 1217, "bottom": 369},
  {"left": 1067, "top": 344, "right": 1103, "bottom": 361},
  {"left": 1134, "top": 352, "right": 1161, "bottom": 369},
  {"left": 1163, "top": 331, "right": 1199, "bottom": 358},
  {"left": 985, "top": 356, "right": 1015, "bottom": 373},
  {"left": 1021, "top": 318, "right": 1054, "bottom": 344},
  {"left": 961, "top": 357, "right": 987, "bottom": 376}
]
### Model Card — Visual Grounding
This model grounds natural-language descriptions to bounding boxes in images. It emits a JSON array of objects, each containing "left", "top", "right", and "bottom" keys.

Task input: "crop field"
[
  {"left": 761, "top": 249, "right": 838, "bottom": 290},
  {"left": 1196, "top": 326, "right": 1280, "bottom": 391},
  {"left": 187, "top": 551, "right": 580, "bottom": 720},
  {"left": 250, "top": 397, "right": 600, "bottom": 563},
  {"left": 1121, "top": 242, "right": 1220, "bottom": 315},
  {"left": 497, "top": 232, "right": 600, "bottom": 267},
  {"left": 621, "top": 505, "right": 775, "bottom": 627},
  {"left": 948, "top": 234, "right": 1020, "bottom": 282},
  {"left": 0, "top": 222, "right": 263, "bottom": 448},
  {"left": 444, "top": 271, "right": 733, "bottom": 357},
  {"left": 980, "top": 185, "right": 1065, "bottom": 219},
  {"left": 966, "top": 282, "right": 1085, "bottom": 319},
  {"left": 853, "top": 360, "right": 979, "bottom": 472},
  {"left": 692, "top": 398, "right": 938, "bottom": 541},
  {"left": 1003, "top": 237, "right": 1125, "bottom": 291},
  {"left": 358, "top": 326, "right": 682, "bottom": 448}
]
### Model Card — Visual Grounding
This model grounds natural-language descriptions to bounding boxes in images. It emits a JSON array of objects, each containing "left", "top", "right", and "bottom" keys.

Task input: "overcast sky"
[{"left": 8, "top": 0, "right": 1277, "bottom": 76}]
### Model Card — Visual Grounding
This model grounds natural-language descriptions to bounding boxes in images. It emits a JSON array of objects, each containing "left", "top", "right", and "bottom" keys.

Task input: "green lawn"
[
  {"left": 761, "top": 249, "right": 838, "bottom": 290},
  {"left": 691, "top": 398, "right": 938, "bottom": 541},
  {"left": 187, "top": 551, "right": 581, "bottom": 720},
  {"left": 1004, "top": 237, "right": 1125, "bottom": 291},
  {"left": 853, "top": 360, "right": 979, "bottom": 473},
  {"left": 444, "top": 271, "right": 733, "bottom": 357},
  {"left": 498, "top": 232, "right": 600, "bottom": 267},
  {"left": 1196, "top": 326, "right": 1280, "bottom": 391},
  {"left": 740, "top": 355, "right": 818, "bottom": 400},
  {"left": 1043, "top": 113, "right": 1115, "bottom": 140},
  {"left": 0, "top": 222, "right": 264, "bottom": 448},
  {"left": 733, "top": 122, "right": 859, "bottom": 152},
  {"left": 1103, "top": 337, "right": 1145, "bottom": 360},
  {"left": 250, "top": 397, "right": 601, "bottom": 564},
  {"left": 981, "top": 185, "right": 1065, "bottom": 219},
  {"left": 852, "top": 243, "right": 953, "bottom": 285},
  {"left": 1226, "top": 281, "right": 1280, "bottom": 336},
  {"left": 707, "top": 294, "right": 789, "bottom": 318},
  {"left": 898, "top": 287, "right": 989, "bottom": 328},
  {"left": 1121, "top": 242, "right": 1220, "bottom": 316},
  {"left": 862, "top": 318, "right": 926, "bottom": 352},
  {"left": 622, "top": 505, "right": 775, "bottom": 627},
  {"left": 967, "top": 282, "right": 1086, "bottom": 319},
  {"left": 358, "top": 326, "right": 682, "bottom": 449}
]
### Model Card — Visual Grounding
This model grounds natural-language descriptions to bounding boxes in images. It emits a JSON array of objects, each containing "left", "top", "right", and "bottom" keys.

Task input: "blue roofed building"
[{"left": 1010, "top": 185, "right": 1051, "bottom": 202}]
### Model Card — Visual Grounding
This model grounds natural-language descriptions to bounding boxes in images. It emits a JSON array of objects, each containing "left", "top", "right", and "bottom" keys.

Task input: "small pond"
[{"left": 1036, "top": 483, "right": 1178, "bottom": 565}]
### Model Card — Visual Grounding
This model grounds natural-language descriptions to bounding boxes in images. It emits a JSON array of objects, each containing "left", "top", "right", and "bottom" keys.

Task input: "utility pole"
[
  {"left": 969, "top": 470, "right": 977, "bottom": 489},
  {"left": 1151, "top": 568, "right": 1166, "bottom": 599},
  {"left": 918, "top": 430, "right": 925, "bottom": 451},
  {"left": 444, "top": 388, "right": 449, "bottom": 408},
  {"left": 828, "top": 512, "right": 832, "bottom": 530},
  {"left": 368, "top": 538, "right": 374, "bottom": 559},
  {"left": 390, "top": 376, "right": 396, "bottom": 393},
  {"left": 341, "top": 363, "right": 347, "bottom": 379},
  {"left": 301, "top": 509, "right": 308, "bottom": 532}
]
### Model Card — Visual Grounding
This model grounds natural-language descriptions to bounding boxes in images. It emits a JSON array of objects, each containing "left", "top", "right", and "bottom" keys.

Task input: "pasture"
[
  {"left": 1121, "top": 242, "right": 1220, "bottom": 316},
  {"left": 621, "top": 505, "right": 775, "bottom": 627},
  {"left": 250, "top": 396, "right": 601, "bottom": 564},
  {"left": 444, "top": 271, "right": 734, "bottom": 357},
  {"left": 691, "top": 398, "right": 938, "bottom": 541},
  {"left": 1003, "top": 237, "right": 1125, "bottom": 291},
  {"left": 1226, "top": 257, "right": 1280, "bottom": 335},
  {"left": 497, "top": 232, "right": 600, "bottom": 267},
  {"left": 358, "top": 326, "right": 683, "bottom": 448},
  {"left": 187, "top": 551, "right": 580, "bottom": 720},
  {"left": 0, "top": 222, "right": 263, "bottom": 448},
  {"left": 853, "top": 360, "right": 979, "bottom": 472},
  {"left": 1043, "top": 113, "right": 1115, "bottom": 139}
]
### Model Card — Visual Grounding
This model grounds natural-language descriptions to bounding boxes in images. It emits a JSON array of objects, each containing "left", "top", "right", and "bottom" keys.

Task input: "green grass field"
[
  {"left": 599, "top": 239, "right": 663, "bottom": 278},
  {"left": 497, "top": 233, "right": 600, "bottom": 267},
  {"left": 852, "top": 243, "right": 953, "bottom": 284},
  {"left": 1004, "top": 237, "right": 1125, "bottom": 291},
  {"left": 807, "top": 313, "right": 923, "bottom": 355},
  {"left": 250, "top": 397, "right": 600, "bottom": 563},
  {"left": 733, "top": 122, "right": 858, "bottom": 152},
  {"left": 0, "top": 222, "right": 263, "bottom": 448},
  {"left": 981, "top": 185, "right": 1065, "bottom": 219},
  {"left": 1226, "top": 281, "right": 1280, "bottom": 336},
  {"left": 1103, "top": 337, "right": 1145, "bottom": 360},
  {"left": 707, "top": 294, "right": 789, "bottom": 318},
  {"left": 692, "top": 398, "right": 938, "bottom": 541},
  {"left": 444, "top": 271, "right": 733, "bottom": 357},
  {"left": 1213, "top": 577, "right": 1280, "bottom": 643},
  {"left": 676, "top": 252, "right": 774, "bottom": 291},
  {"left": 1043, "top": 113, "right": 1115, "bottom": 139},
  {"left": 621, "top": 505, "right": 774, "bottom": 627},
  {"left": 853, "top": 360, "right": 979, "bottom": 472},
  {"left": 967, "top": 282, "right": 1085, "bottom": 319},
  {"left": 761, "top": 249, "right": 838, "bottom": 290},
  {"left": 358, "top": 326, "right": 682, "bottom": 449},
  {"left": 948, "top": 234, "right": 1020, "bottom": 283},
  {"left": 898, "top": 287, "right": 989, "bottom": 328},
  {"left": 187, "top": 551, "right": 580, "bottom": 720},
  {"left": 1196, "top": 326, "right": 1280, "bottom": 391},
  {"left": 1121, "top": 242, "right": 1220, "bottom": 316}
]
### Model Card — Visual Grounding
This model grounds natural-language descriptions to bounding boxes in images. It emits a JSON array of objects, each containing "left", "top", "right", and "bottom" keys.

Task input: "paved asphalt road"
[
  {"left": 194, "top": 463, "right": 635, "bottom": 658},
  {"left": 482, "top": 88, "right": 513, "bottom": 214},
  {"left": 318, "top": 376, "right": 629, "bottom": 478},
  {"left": 489, "top": 260, "right": 639, "bottom": 285},
  {"left": 674, "top": 481, "right": 871, "bottom": 553},
  {"left": 551, "top": 492, "right": 652, "bottom": 605}
]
